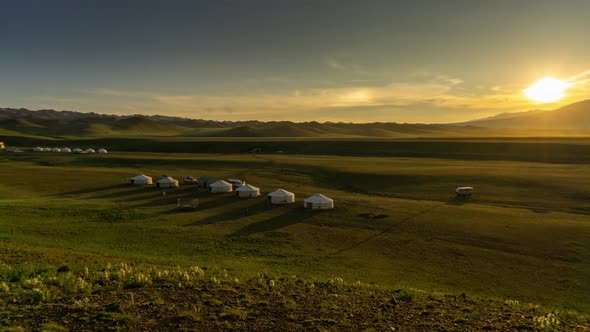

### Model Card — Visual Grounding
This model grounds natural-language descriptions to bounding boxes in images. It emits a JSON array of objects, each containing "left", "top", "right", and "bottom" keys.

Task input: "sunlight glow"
[{"left": 523, "top": 77, "right": 571, "bottom": 103}]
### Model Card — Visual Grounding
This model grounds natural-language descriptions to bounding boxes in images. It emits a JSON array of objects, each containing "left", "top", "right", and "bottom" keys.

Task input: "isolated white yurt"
[
  {"left": 33, "top": 147, "right": 43, "bottom": 152},
  {"left": 51, "top": 147, "right": 61, "bottom": 153},
  {"left": 267, "top": 189, "right": 295, "bottom": 205},
  {"left": 456, "top": 187, "right": 474, "bottom": 197},
  {"left": 98, "top": 148, "right": 108, "bottom": 154},
  {"left": 73, "top": 148, "right": 83, "bottom": 154},
  {"left": 61, "top": 147, "right": 72, "bottom": 153},
  {"left": 209, "top": 180, "right": 233, "bottom": 193},
  {"left": 43, "top": 147, "right": 51, "bottom": 152},
  {"left": 85, "top": 148, "right": 96, "bottom": 153},
  {"left": 304, "top": 194, "right": 334, "bottom": 210},
  {"left": 156, "top": 176, "right": 179, "bottom": 188},
  {"left": 236, "top": 184, "right": 261, "bottom": 198},
  {"left": 130, "top": 174, "right": 153, "bottom": 185}
]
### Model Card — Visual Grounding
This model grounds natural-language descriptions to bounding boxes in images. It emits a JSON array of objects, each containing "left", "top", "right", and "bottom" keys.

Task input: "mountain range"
[
  {"left": 1, "top": 99, "right": 589, "bottom": 138},
  {"left": 457, "top": 99, "right": 590, "bottom": 131}
]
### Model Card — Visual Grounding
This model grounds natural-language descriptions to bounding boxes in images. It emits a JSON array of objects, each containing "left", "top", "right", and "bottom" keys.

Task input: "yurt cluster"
[
  {"left": 129, "top": 174, "right": 334, "bottom": 210},
  {"left": 33, "top": 147, "right": 108, "bottom": 154}
]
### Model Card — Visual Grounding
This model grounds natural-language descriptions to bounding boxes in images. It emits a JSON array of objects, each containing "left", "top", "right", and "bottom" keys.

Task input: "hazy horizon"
[{"left": 2, "top": 0, "right": 590, "bottom": 122}]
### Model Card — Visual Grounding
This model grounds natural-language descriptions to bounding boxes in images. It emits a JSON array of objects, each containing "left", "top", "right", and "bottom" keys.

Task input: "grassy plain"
[{"left": 1, "top": 149, "right": 589, "bottom": 317}]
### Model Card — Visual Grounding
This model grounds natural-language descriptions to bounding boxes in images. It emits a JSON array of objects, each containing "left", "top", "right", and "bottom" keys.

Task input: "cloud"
[
  {"left": 325, "top": 57, "right": 375, "bottom": 76},
  {"left": 78, "top": 69, "right": 590, "bottom": 122}
]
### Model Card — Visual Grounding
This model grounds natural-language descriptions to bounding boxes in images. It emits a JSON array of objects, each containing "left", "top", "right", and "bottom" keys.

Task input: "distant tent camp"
[
  {"left": 130, "top": 174, "right": 153, "bottom": 185},
  {"left": 43, "top": 147, "right": 51, "bottom": 152},
  {"left": 84, "top": 148, "right": 96, "bottom": 153},
  {"left": 72, "top": 148, "right": 83, "bottom": 154},
  {"left": 51, "top": 148, "right": 61, "bottom": 153},
  {"left": 304, "top": 194, "right": 334, "bottom": 210},
  {"left": 267, "top": 189, "right": 295, "bottom": 205},
  {"left": 98, "top": 148, "right": 108, "bottom": 154},
  {"left": 33, "top": 147, "right": 43, "bottom": 152},
  {"left": 209, "top": 180, "right": 233, "bottom": 193},
  {"left": 236, "top": 184, "right": 261, "bottom": 198},
  {"left": 156, "top": 176, "right": 179, "bottom": 188},
  {"left": 61, "top": 148, "right": 72, "bottom": 153}
]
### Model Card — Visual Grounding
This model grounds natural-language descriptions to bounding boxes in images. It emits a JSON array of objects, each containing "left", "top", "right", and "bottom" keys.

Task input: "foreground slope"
[{"left": 1, "top": 262, "right": 585, "bottom": 331}]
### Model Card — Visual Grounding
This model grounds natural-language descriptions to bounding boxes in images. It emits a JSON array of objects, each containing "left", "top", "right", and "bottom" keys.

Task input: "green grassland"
[{"left": 1, "top": 149, "right": 589, "bottom": 318}]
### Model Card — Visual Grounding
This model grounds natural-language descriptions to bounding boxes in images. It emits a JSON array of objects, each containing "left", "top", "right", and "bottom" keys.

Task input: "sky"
[{"left": 1, "top": 0, "right": 589, "bottom": 123}]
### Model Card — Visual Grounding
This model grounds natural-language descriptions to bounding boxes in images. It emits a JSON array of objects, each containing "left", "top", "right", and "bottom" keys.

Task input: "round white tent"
[
  {"left": 236, "top": 184, "right": 260, "bottom": 198},
  {"left": 130, "top": 174, "right": 153, "bottom": 185},
  {"left": 456, "top": 187, "right": 474, "bottom": 197},
  {"left": 73, "top": 148, "right": 83, "bottom": 154},
  {"left": 51, "top": 148, "right": 61, "bottom": 153},
  {"left": 33, "top": 147, "right": 43, "bottom": 152},
  {"left": 156, "top": 176, "right": 179, "bottom": 188},
  {"left": 84, "top": 148, "right": 96, "bottom": 153},
  {"left": 209, "top": 180, "right": 233, "bottom": 193},
  {"left": 61, "top": 148, "right": 72, "bottom": 153},
  {"left": 98, "top": 148, "right": 108, "bottom": 154},
  {"left": 304, "top": 194, "right": 334, "bottom": 210},
  {"left": 267, "top": 189, "right": 295, "bottom": 205},
  {"left": 43, "top": 147, "right": 51, "bottom": 152}
]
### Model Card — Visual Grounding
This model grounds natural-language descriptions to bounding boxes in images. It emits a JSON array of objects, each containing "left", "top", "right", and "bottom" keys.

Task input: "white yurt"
[
  {"left": 73, "top": 148, "right": 83, "bottom": 154},
  {"left": 156, "top": 176, "right": 179, "bottom": 188},
  {"left": 267, "top": 189, "right": 295, "bottom": 205},
  {"left": 236, "top": 184, "right": 260, "bottom": 198},
  {"left": 51, "top": 147, "right": 62, "bottom": 153},
  {"left": 61, "top": 148, "right": 72, "bottom": 153},
  {"left": 33, "top": 147, "right": 43, "bottom": 152},
  {"left": 85, "top": 148, "right": 96, "bottom": 153},
  {"left": 456, "top": 187, "right": 474, "bottom": 197},
  {"left": 209, "top": 180, "right": 233, "bottom": 193},
  {"left": 304, "top": 194, "right": 334, "bottom": 210},
  {"left": 43, "top": 147, "right": 51, "bottom": 152},
  {"left": 130, "top": 174, "right": 153, "bottom": 185},
  {"left": 98, "top": 148, "right": 108, "bottom": 154}
]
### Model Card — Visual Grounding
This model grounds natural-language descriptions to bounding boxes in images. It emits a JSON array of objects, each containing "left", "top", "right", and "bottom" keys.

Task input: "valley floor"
[{"left": 1, "top": 151, "right": 589, "bottom": 329}]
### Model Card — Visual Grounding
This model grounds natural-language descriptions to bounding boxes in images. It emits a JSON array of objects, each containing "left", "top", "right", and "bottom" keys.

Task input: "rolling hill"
[
  {"left": 459, "top": 99, "right": 590, "bottom": 131},
  {"left": 0, "top": 107, "right": 494, "bottom": 138},
  {"left": 2, "top": 100, "right": 590, "bottom": 138}
]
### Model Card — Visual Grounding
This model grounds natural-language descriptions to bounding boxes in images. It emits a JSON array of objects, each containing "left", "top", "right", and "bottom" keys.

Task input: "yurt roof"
[
  {"left": 304, "top": 194, "right": 333, "bottom": 203},
  {"left": 268, "top": 189, "right": 294, "bottom": 197},
  {"left": 157, "top": 176, "right": 177, "bottom": 183},
  {"left": 236, "top": 184, "right": 259, "bottom": 191},
  {"left": 209, "top": 180, "right": 231, "bottom": 187},
  {"left": 132, "top": 174, "right": 152, "bottom": 180}
]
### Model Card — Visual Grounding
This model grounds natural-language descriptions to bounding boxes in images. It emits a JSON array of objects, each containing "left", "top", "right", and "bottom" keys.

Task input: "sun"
[{"left": 523, "top": 77, "right": 571, "bottom": 103}]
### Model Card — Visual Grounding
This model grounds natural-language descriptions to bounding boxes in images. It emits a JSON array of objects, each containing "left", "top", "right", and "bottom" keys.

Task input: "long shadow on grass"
[
  {"left": 196, "top": 193, "right": 245, "bottom": 211},
  {"left": 445, "top": 197, "right": 468, "bottom": 206},
  {"left": 230, "top": 207, "right": 313, "bottom": 237},
  {"left": 126, "top": 191, "right": 201, "bottom": 208},
  {"left": 87, "top": 186, "right": 197, "bottom": 201},
  {"left": 50, "top": 183, "right": 128, "bottom": 197},
  {"left": 185, "top": 200, "right": 267, "bottom": 226}
]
